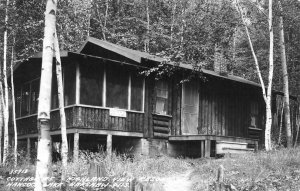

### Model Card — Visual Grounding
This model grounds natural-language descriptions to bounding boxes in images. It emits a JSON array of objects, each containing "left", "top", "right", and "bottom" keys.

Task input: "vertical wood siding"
[{"left": 170, "top": 77, "right": 265, "bottom": 139}]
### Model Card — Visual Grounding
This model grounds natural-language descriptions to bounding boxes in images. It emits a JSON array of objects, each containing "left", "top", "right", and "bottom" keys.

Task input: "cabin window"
[
  {"left": 250, "top": 101, "right": 259, "bottom": 128},
  {"left": 80, "top": 63, "right": 104, "bottom": 106},
  {"left": 15, "top": 79, "right": 40, "bottom": 117},
  {"left": 79, "top": 63, "right": 144, "bottom": 112},
  {"left": 106, "top": 66, "right": 129, "bottom": 109},
  {"left": 64, "top": 63, "right": 76, "bottom": 105},
  {"left": 155, "top": 80, "right": 169, "bottom": 115}
]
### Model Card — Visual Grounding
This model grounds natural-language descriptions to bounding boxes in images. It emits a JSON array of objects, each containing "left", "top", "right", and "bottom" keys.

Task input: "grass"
[
  {"left": 0, "top": 147, "right": 300, "bottom": 190},
  {"left": 190, "top": 147, "right": 300, "bottom": 190}
]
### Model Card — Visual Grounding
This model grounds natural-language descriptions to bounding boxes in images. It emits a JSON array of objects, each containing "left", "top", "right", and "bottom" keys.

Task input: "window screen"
[
  {"left": 155, "top": 80, "right": 168, "bottom": 115},
  {"left": 15, "top": 87, "right": 22, "bottom": 118},
  {"left": 106, "top": 66, "right": 129, "bottom": 109},
  {"left": 30, "top": 79, "right": 40, "bottom": 114},
  {"left": 51, "top": 75, "right": 58, "bottom": 109},
  {"left": 131, "top": 74, "right": 144, "bottom": 111},
  {"left": 64, "top": 63, "right": 76, "bottom": 105},
  {"left": 250, "top": 101, "right": 259, "bottom": 128},
  {"left": 21, "top": 83, "right": 30, "bottom": 116},
  {"left": 80, "top": 63, "right": 103, "bottom": 106}
]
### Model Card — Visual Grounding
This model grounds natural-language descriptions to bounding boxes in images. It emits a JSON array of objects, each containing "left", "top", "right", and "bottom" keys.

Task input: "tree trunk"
[
  {"left": 11, "top": 42, "right": 18, "bottom": 167},
  {"left": 265, "top": 0, "right": 274, "bottom": 151},
  {"left": 54, "top": 31, "right": 68, "bottom": 190},
  {"left": 34, "top": 0, "right": 57, "bottom": 190},
  {"left": 278, "top": 100, "right": 284, "bottom": 145},
  {"left": 294, "top": 104, "right": 300, "bottom": 147},
  {"left": 236, "top": 0, "right": 274, "bottom": 151},
  {"left": 3, "top": 0, "right": 10, "bottom": 164},
  {"left": 0, "top": 81, "right": 4, "bottom": 164},
  {"left": 278, "top": 0, "right": 292, "bottom": 148}
]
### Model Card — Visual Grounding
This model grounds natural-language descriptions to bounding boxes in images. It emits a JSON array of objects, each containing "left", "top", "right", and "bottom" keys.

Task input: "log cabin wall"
[{"left": 170, "top": 75, "right": 265, "bottom": 139}]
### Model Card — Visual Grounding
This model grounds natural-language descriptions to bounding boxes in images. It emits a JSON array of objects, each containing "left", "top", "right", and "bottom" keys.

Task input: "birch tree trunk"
[
  {"left": 294, "top": 104, "right": 300, "bottom": 147},
  {"left": 265, "top": 0, "right": 274, "bottom": 151},
  {"left": 0, "top": 81, "right": 4, "bottom": 164},
  {"left": 34, "top": 0, "right": 57, "bottom": 190},
  {"left": 278, "top": 0, "right": 292, "bottom": 148},
  {"left": 11, "top": 43, "right": 18, "bottom": 167},
  {"left": 54, "top": 31, "right": 68, "bottom": 190},
  {"left": 278, "top": 101, "right": 284, "bottom": 145},
  {"left": 235, "top": 0, "right": 274, "bottom": 151},
  {"left": 3, "top": 0, "right": 10, "bottom": 164}
]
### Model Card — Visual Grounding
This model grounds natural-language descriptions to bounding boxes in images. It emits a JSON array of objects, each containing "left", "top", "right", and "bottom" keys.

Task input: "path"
[{"left": 160, "top": 169, "right": 194, "bottom": 191}]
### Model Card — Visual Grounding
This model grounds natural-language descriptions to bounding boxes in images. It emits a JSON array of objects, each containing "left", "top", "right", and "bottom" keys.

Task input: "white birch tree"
[
  {"left": 235, "top": 0, "right": 274, "bottom": 151},
  {"left": 34, "top": 0, "right": 57, "bottom": 190},
  {"left": 2, "top": 0, "right": 10, "bottom": 164},
  {"left": 54, "top": 31, "right": 68, "bottom": 190},
  {"left": 11, "top": 43, "right": 17, "bottom": 167},
  {"left": 278, "top": 0, "right": 292, "bottom": 148}
]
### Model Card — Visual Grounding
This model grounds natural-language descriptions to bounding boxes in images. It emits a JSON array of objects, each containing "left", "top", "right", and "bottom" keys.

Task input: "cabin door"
[{"left": 181, "top": 81, "right": 199, "bottom": 135}]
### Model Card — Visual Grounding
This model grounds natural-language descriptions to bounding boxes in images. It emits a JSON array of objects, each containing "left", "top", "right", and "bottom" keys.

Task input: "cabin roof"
[
  {"left": 13, "top": 37, "right": 297, "bottom": 100},
  {"left": 79, "top": 37, "right": 261, "bottom": 87},
  {"left": 78, "top": 37, "right": 164, "bottom": 63},
  {"left": 78, "top": 37, "right": 298, "bottom": 100}
]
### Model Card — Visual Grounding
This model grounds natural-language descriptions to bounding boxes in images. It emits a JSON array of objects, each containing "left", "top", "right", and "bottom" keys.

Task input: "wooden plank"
[
  {"left": 203, "top": 90, "right": 208, "bottom": 134},
  {"left": 169, "top": 135, "right": 258, "bottom": 144},
  {"left": 211, "top": 94, "right": 216, "bottom": 135},
  {"left": 171, "top": 81, "right": 176, "bottom": 136},
  {"left": 201, "top": 140, "right": 205, "bottom": 157},
  {"left": 153, "top": 120, "right": 169, "bottom": 127},
  {"left": 176, "top": 83, "right": 181, "bottom": 135},
  {"left": 205, "top": 140, "right": 211, "bottom": 157},
  {"left": 153, "top": 126, "right": 170, "bottom": 133},
  {"left": 139, "top": 113, "right": 144, "bottom": 132},
  {"left": 143, "top": 79, "right": 149, "bottom": 137},
  {"left": 218, "top": 96, "right": 222, "bottom": 136},
  {"left": 168, "top": 79, "right": 172, "bottom": 116},
  {"left": 74, "top": 132, "right": 79, "bottom": 161},
  {"left": 208, "top": 91, "right": 212, "bottom": 135},
  {"left": 153, "top": 132, "right": 169, "bottom": 139},
  {"left": 27, "top": 138, "right": 31, "bottom": 159},
  {"left": 106, "top": 134, "right": 112, "bottom": 157},
  {"left": 198, "top": 85, "right": 202, "bottom": 134},
  {"left": 149, "top": 81, "right": 154, "bottom": 138},
  {"left": 221, "top": 95, "right": 226, "bottom": 136},
  {"left": 75, "top": 62, "right": 80, "bottom": 104}
]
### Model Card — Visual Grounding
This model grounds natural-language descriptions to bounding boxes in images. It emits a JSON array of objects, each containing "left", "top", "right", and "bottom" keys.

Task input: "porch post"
[
  {"left": 27, "top": 138, "right": 31, "bottom": 159},
  {"left": 201, "top": 140, "right": 205, "bottom": 158},
  {"left": 205, "top": 140, "right": 211, "bottom": 157},
  {"left": 106, "top": 134, "right": 112, "bottom": 157},
  {"left": 73, "top": 132, "right": 80, "bottom": 161}
]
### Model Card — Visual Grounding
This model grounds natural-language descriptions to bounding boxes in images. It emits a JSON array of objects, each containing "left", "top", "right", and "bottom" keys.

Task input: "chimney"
[{"left": 214, "top": 45, "right": 231, "bottom": 76}]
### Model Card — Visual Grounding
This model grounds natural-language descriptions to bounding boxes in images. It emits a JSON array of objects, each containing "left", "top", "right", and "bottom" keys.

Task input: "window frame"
[
  {"left": 79, "top": 63, "right": 146, "bottom": 113},
  {"left": 154, "top": 80, "right": 169, "bottom": 115},
  {"left": 249, "top": 100, "right": 260, "bottom": 129}
]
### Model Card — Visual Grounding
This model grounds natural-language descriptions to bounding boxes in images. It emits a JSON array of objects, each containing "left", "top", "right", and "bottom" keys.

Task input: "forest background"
[{"left": 0, "top": 0, "right": 299, "bottom": 96}]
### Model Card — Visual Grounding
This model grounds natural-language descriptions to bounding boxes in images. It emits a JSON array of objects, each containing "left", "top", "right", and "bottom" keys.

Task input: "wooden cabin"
[{"left": 13, "top": 37, "right": 297, "bottom": 159}]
